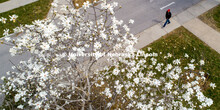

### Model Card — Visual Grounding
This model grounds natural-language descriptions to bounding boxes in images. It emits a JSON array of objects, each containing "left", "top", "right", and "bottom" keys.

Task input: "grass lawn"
[
  {"left": 0, "top": 0, "right": 53, "bottom": 37},
  {"left": 199, "top": 5, "right": 220, "bottom": 32},
  {"left": 142, "top": 26, "right": 220, "bottom": 109},
  {"left": 0, "top": 0, "right": 8, "bottom": 3}
]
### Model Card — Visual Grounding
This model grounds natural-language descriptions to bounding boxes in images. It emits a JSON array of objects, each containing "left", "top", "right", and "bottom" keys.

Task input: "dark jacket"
[{"left": 166, "top": 11, "right": 172, "bottom": 19}]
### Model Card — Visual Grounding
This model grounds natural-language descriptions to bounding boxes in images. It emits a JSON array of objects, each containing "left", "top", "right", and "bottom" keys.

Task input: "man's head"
[{"left": 168, "top": 9, "right": 170, "bottom": 12}]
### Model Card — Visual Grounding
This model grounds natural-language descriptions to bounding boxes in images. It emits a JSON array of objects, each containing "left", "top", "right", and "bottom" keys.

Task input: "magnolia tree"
[{"left": 0, "top": 0, "right": 216, "bottom": 110}]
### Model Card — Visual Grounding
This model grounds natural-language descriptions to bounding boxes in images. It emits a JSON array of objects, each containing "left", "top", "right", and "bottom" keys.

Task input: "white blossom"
[
  {"left": 184, "top": 53, "right": 189, "bottom": 58},
  {"left": 173, "top": 59, "right": 181, "bottom": 65},
  {"left": 40, "top": 71, "right": 49, "bottom": 81},
  {"left": 127, "top": 89, "right": 135, "bottom": 99},
  {"left": 39, "top": 91, "right": 47, "bottom": 99},
  {"left": 17, "top": 105, "right": 24, "bottom": 109},
  {"left": 200, "top": 60, "right": 205, "bottom": 65},
  {"left": 188, "top": 64, "right": 195, "bottom": 70},
  {"left": 0, "top": 17, "right": 7, "bottom": 23},
  {"left": 152, "top": 79, "right": 161, "bottom": 87},
  {"left": 210, "top": 83, "right": 216, "bottom": 89},
  {"left": 104, "top": 88, "right": 112, "bottom": 98},
  {"left": 94, "top": 42, "right": 102, "bottom": 50},
  {"left": 3, "top": 29, "right": 9, "bottom": 36},
  {"left": 40, "top": 42, "right": 50, "bottom": 50},
  {"left": 165, "top": 82, "right": 173, "bottom": 90},
  {"left": 129, "top": 19, "right": 134, "bottom": 24},
  {"left": 133, "top": 78, "right": 139, "bottom": 84},
  {"left": 34, "top": 101, "right": 42, "bottom": 109},
  {"left": 205, "top": 98, "right": 213, "bottom": 106},
  {"left": 9, "top": 14, "right": 18, "bottom": 22}
]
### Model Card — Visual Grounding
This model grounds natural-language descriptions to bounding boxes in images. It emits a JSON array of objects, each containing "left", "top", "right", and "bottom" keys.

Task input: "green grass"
[
  {"left": 142, "top": 26, "right": 220, "bottom": 109},
  {"left": 0, "top": 0, "right": 9, "bottom": 3},
  {"left": 199, "top": 5, "right": 220, "bottom": 32},
  {"left": 0, "top": 0, "right": 53, "bottom": 37}
]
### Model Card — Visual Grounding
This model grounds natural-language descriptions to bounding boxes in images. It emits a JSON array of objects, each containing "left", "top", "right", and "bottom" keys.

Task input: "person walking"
[{"left": 163, "top": 9, "right": 172, "bottom": 28}]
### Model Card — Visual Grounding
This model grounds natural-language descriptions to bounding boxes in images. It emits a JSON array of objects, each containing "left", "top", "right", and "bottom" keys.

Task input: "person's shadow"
[{"left": 152, "top": 19, "right": 164, "bottom": 27}]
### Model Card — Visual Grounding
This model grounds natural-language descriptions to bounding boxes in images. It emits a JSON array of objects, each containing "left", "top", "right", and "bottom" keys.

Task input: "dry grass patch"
[{"left": 199, "top": 5, "right": 220, "bottom": 32}]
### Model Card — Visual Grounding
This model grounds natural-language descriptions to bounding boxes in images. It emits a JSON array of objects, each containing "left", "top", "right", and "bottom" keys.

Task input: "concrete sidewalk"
[
  {"left": 0, "top": 0, "right": 38, "bottom": 13},
  {"left": 183, "top": 18, "right": 220, "bottom": 53},
  {"left": 134, "top": 0, "right": 220, "bottom": 54}
]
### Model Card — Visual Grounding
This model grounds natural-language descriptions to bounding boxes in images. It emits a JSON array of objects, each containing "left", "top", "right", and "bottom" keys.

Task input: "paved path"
[
  {"left": 183, "top": 18, "right": 220, "bottom": 53},
  {"left": 0, "top": 0, "right": 38, "bottom": 13},
  {"left": 134, "top": 0, "right": 220, "bottom": 54}
]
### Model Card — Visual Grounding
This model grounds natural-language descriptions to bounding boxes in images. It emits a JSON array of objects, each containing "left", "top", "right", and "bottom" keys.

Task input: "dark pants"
[{"left": 163, "top": 19, "right": 170, "bottom": 27}]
